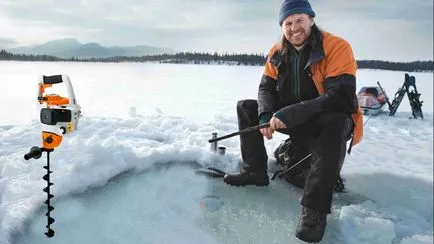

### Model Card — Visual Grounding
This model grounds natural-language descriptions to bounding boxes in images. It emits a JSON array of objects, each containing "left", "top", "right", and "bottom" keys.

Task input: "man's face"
[{"left": 282, "top": 13, "right": 314, "bottom": 48}]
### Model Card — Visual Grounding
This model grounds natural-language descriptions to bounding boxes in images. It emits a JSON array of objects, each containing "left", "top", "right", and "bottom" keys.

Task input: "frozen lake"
[{"left": 1, "top": 61, "right": 433, "bottom": 244}]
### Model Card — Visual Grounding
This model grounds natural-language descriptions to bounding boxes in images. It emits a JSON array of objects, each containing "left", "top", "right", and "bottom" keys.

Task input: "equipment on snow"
[
  {"left": 198, "top": 125, "right": 271, "bottom": 178},
  {"left": 272, "top": 138, "right": 346, "bottom": 192},
  {"left": 357, "top": 86, "right": 387, "bottom": 115},
  {"left": 24, "top": 74, "right": 81, "bottom": 238},
  {"left": 210, "top": 132, "right": 218, "bottom": 152},
  {"left": 210, "top": 132, "right": 227, "bottom": 155},
  {"left": 271, "top": 153, "right": 312, "bottom": 180},
  {"left": 195, "top": 166, "right": 227, "bottom": 178},
  {"left": 37, "top": 74, "right": 82, "bottom": 133},
  {"left": 376, "top": 73, "right": 423, "bottom": 119},
  {"left": 404, "top": 74, "right": 424, "bottom": 119}
]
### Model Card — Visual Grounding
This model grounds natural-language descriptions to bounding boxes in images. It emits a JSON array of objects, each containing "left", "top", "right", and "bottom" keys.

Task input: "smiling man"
[{"left": 223, "top": 0, "right": 363, "bottom": 242}]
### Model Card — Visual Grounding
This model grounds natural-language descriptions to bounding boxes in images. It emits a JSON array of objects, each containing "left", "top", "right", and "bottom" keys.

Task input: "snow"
[{"left": 0, "top": 61, "right": 433, "bottom": 244}]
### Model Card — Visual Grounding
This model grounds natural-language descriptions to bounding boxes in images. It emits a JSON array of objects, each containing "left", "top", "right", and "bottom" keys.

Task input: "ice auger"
[
  {"left": 377, "top": 73, "right": 423, "bottom": 119},
  {"left": 24, "top": 74, "right": 81, "bottom": 238}
]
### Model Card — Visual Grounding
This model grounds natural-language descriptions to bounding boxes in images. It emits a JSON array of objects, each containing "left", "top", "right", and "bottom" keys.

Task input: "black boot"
[
  {"left": 223, "top": 171, "right": 269, "bottom": 186},
  {"left": 295, "top": 206, "right": 327, "bottom": 243}
]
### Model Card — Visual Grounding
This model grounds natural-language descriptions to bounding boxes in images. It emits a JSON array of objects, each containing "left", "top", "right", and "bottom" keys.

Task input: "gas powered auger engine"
[
  {"left": 37, "top": 74, "right": 82, "bottom": 133},
  {"left": 24, "top": 74, "right": 82, "bottom": 238}
]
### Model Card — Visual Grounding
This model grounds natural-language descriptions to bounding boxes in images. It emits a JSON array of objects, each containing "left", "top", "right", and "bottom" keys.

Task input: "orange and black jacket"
[{"left": 258, "top": 26, "right": 363, "bottom": 146}]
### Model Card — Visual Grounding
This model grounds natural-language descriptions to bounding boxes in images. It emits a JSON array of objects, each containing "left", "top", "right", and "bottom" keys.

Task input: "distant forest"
[{"left": 1, "top": 49, "right": 432, "bottom": 72}]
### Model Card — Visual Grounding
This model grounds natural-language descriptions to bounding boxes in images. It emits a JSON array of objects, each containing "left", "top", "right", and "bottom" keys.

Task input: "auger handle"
[
  {"left": 43, "top": 75, "right": 63, "bottom": 84},
  {"left": 208, "top": 123, "right": 270, "bottom": 143},
  {"left": 24, "top": 147, "right": 43, "bottom": 160}
]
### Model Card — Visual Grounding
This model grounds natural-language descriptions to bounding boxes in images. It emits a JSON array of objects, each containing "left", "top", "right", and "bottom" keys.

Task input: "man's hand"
[
  {"left": 270, "top": 116, "right": 287, "bottom": 130},
  {"left": 260, "top": 116, "right": 287, "bottom": 140},
  {"left": 260, "top": 126, "right": 274, "bottom": 140}
]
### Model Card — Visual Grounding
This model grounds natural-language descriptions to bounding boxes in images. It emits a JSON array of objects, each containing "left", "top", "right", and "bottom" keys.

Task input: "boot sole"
[
  {"left": 295, "top": 236, "right": 321, "bottom": 243},
  {"left": 296, "top": 231, "right": 323, "bottom": 243}
]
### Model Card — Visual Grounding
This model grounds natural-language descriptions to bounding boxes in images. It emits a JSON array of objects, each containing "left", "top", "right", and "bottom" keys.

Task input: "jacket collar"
[{"left": 305, "top": 25, "right": 324, "bottom": 68}]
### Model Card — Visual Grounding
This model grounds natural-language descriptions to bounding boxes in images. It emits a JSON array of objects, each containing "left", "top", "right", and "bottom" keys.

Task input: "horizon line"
[{"left": 1, "top": 49, "right": 433, "bottom": 63}]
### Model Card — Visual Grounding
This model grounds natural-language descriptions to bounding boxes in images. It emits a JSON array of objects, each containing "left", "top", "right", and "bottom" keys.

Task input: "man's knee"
[
  {"left": 237, "top": 99, "right": 259, "bottom": 121},
  {"left": 237, "top": 99, "right": 258, "bottom": 112}
]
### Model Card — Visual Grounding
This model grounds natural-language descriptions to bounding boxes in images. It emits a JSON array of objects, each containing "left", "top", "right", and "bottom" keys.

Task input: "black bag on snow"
[{"left": 273, "top": 138, "right": 345, "bottom": 192}]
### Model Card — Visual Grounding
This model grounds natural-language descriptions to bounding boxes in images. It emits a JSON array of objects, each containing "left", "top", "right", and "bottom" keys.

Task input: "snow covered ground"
[{"left": 0, "top": 61, "right": 432, "bottom": 244}]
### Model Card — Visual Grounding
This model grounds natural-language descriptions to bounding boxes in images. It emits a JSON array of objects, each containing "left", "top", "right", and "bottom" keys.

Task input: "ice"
[{"left": 1, "top": 62, "right": 432, "bottom": 244}]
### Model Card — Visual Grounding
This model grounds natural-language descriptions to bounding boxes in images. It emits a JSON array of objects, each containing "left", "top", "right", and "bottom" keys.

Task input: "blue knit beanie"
[{"left": 279, "top": 0, "right": 316, "bottom": 26}]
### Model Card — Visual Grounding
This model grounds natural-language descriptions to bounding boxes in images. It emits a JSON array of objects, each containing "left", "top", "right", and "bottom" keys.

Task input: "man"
[{"left": 223, "top": 0, "right": 363, "bottom": 243}]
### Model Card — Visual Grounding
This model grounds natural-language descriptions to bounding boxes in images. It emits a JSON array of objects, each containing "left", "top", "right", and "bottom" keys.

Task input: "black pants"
[{"left": 237, "top": 99, "right": 353, "bottom": 214}]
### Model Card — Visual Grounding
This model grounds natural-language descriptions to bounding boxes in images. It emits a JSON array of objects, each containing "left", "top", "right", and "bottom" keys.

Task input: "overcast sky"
[{"left": 1, "top": 0, "right": 433, "bottom": 61}]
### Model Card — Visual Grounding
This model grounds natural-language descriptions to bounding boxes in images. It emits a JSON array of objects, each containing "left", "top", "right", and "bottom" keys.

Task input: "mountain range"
[{"left": 6, "top": 38, "right": 177, "bottom": 58}]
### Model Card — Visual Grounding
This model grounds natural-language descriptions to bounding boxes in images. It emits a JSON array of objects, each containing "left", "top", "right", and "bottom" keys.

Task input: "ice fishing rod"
[
  {"left": 271, "top": 153, "right": 312, "bottom": 180},
  {"left": 23, "top": 74, "right": 81, "bottom": 238},
  {"left": 196, "top": 151, "right": 313, "bottom": 180}
]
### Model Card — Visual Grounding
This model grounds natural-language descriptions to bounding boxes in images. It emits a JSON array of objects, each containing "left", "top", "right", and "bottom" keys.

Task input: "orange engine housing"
[{"left": 42, "top": 95, "right": 70, "bottom": 106}]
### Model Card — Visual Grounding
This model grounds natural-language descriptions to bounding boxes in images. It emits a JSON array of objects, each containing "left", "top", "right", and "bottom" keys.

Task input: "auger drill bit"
[{"left": 42, "top": 151, "right": 55, "bottom": 237}]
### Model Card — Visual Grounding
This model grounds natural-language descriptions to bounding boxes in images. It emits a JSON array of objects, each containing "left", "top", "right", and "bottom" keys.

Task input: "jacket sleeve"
[
  {"left": 257, "top": 47, "right": 280, "bottom": 117},
  {"left": 275, "top": 40, "right": 358, "bottom": 129}
]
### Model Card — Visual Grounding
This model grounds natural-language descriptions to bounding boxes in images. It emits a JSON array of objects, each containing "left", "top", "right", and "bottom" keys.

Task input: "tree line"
[{"left": 1, "top": 49, "right": 432, "bottom": 72}]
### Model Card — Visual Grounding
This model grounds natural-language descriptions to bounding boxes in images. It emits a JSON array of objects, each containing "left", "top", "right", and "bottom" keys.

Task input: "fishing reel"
[{"left": 24, "top": 74, "right": 81, "bottom": 238}]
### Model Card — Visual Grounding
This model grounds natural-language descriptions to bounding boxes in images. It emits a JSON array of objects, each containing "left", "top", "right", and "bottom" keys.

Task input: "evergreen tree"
[{"left": 1, "top": 49, "right": 432, "bottom": 72}]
